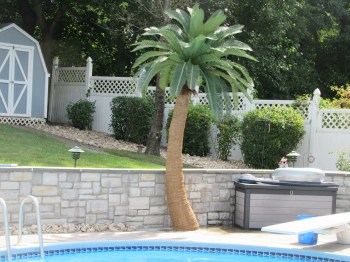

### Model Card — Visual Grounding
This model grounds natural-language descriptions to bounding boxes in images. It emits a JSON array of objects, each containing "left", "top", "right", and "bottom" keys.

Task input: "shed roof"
[{"left": 0, "top": 23, "right": 49, "bottom": 76}]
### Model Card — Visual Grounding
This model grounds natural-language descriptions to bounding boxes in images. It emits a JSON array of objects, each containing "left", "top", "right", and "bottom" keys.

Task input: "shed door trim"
[{"left": 0, "top": 43, "right": 33, "bottom": 117}]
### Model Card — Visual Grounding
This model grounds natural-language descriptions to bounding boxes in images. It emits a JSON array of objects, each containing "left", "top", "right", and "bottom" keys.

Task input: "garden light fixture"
[
  {"left": 68, "top": 146, "right": 84, "bottom": 167},
  {"left": 286, "top": 151, "right": 300, "bottom": 167}
]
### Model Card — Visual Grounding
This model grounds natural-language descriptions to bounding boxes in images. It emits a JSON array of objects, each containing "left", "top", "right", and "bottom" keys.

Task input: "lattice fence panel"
[
  {"left": 253, "top": 101, "right": 310, "bottom": 120},
  {"left": 254, "top": 102, "right": 292, "bottom": 110},
  {"left": 229, "top": 94, "right": 246, "bottom": 111},
  {"left": 146, "top": 87, "right": 175, "bottom": 105},
  {"left": 321, "top": 111, "right": 350, "bottom": 129},
  {"left": 146, "top": 87, "right": 155, "bottom": 97},
  {"left": 92, "top": 77, "right": 136, "bottom": 94},
  {"left": 195, "top": 93, "right": 246, "bottom": 111},
  {"left": 57, "top": 68, "right": 86, "bottom": 83},
  {"left": 295, "top": 102, "right": 311, "bottom": 120},
  {"left": 0, "top": 117, "right": 46, "bottom": 126},
  {"left": 164, "top": 89, "right": 175, "bottom": 105},
  {"left": 196, "top": 93, "right": 207, "bottom": 105}
]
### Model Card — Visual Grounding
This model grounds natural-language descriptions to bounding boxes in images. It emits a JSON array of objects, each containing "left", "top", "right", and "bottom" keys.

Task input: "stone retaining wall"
[{"left": 0, "top": 167, "right": 349, "bottom": 229}]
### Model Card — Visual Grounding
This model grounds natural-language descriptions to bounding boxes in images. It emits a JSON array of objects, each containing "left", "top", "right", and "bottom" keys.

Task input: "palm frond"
[
  {"left": 164, "top": 8, "right": 190, "bottom": 33},
  {"left": 142, "top": 27, "right": 185, "bottom": 56},
  {"left": 168, "top": 53, "right": 183, "bottom": 63},
  {"left": 170, "top": 62, "right": 189, "bottom": 97},
  {"left": 143, "top": 26, "right": 161, "bottom": 36},
  {"left": 225, "top": 39, "right": 253, "bottom": 51},
  {"left": 206, "top": 59, "right": 242, "bottom": 79},
  {"left": 135, "top": 57, "right": 171, "bottom": 94},
  {"left": 158, "top": 28, "right": 185, "bottom": 57},
  {"left": 202, "top": 10, "right": 226, "bottom": 36},
  {"left": 201, "top": 68, "right": 222, "bottom": 119},
  {"left": 217, "top": 78, "right": 232, "bottom": 114},
  {"left": 132, "top": 40, "right": 170, "bottom": 52},
  {"left": 183, "top": 35, "right": 210, "bottom": 59},
  {"left": 144, "top": 25, "right": 185, "bottom": 41},
  {"left": 230, "top": 61, "right": 255, "bottom": 88},
  {"left": 223, "top": 48, "right": 258, "bottom": 62},
  {"left": 211, "top": 62, "right": 253, "bottom": 90},
  {"left": 132, "top": 51, "right": 170, "bottom": 69},
  {"left": 188, "top": 4, "right": 204, "bottom": 38},
  {"left": 134, "top": 64, "right": 153, "bottom": 96},
  {"left": 232, "top": 78, "right": 252, "bottom": 102},
  {"left": 164, "top": 24, "right": 186, "bottom": 40},
  {"left": 193, "top": 53, "right": 221, "bottom": 65},
  {"left": 159, "top": 65, "right": 174, "bottom": 89},
  {"left": 187, "top": 63, "right": 199, "bottom": 90},
  {"left": 224, "top": 70, "right": 253, "bottom": 101},
  {"left": 215, "top": 24, "right": 244, "bottom": 39},
  {"left": 212, "top": 69, "right": 245, "bottom": 110}
]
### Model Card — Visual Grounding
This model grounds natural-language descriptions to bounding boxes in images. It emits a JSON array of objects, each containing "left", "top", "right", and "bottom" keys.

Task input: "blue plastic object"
[{"left": 297, "top": 215, "right": 318, "bottom": 244}]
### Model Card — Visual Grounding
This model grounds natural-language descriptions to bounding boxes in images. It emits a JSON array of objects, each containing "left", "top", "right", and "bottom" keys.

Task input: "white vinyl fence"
[{"left": 49, "top": 57, "right": 350, "bottom": 171}]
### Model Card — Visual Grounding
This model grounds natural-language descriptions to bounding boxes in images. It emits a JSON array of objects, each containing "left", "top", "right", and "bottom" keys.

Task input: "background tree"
[
  {"left": 201, "top": 0, "right": 350, "bottom": 99},
  {"left": 132, "top": 4, "right": 255, "bottom": 230},
  {"left": 302, "top": 0, "right": 350, "bottom": 98},
  {"left": 0, "top": 0, "right": 141, "bottom": 75},
  {"left": 0, "top": 0, "right": 71, "bottom": 72},
  {"left": 2, "top": 0, "right": 350, "bottom": 99}
]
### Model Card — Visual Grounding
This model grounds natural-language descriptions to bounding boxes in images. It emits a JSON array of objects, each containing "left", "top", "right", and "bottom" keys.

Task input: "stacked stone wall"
[{"left": 0, "top": 167, "right": 348, "bottom": 228}]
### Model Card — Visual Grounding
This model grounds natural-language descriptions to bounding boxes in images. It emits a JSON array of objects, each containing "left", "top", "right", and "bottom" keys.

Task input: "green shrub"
[
  {"left": 240, "top": 107, "right": 304, "bottom": 169},
  {"left": 216, "top": 115, "right": 241, "bottom": 161},
  {"left": 334, "top": 150, "right": 350, "bottom": 171},
  {"left": 110, "top": 96, "right": 155, "bottom": 145},
  {"left": 66, "top": 99, "right": 96, "bottom": 130},
  {"left": 166, "top": 104, "right": 213, "bottom": 157}
]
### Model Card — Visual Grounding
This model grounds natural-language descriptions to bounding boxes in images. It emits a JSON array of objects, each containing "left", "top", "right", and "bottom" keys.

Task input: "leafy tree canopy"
[{"left": 1, "top": 0, "right": 350, "bottom": 98}]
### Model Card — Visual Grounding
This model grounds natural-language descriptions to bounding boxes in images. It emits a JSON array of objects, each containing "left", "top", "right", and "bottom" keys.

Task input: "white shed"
[{"left": 0, "top": 23, "right": 49, "bottom": 124}]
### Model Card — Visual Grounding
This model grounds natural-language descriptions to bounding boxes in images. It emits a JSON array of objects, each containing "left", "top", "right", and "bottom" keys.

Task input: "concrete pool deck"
[{"left": 1, "top": 227, "right": 350, "bottom": 258}]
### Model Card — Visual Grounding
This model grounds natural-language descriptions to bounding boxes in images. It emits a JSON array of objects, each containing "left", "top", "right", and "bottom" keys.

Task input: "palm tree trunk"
[{"left": 165, "top": 84, "right": 199, "bottom": 231}]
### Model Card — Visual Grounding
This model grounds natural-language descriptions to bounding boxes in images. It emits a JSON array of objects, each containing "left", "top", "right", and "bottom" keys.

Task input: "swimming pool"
[{"left": 1, "top": 240, "right": 349, "bottom": 262}]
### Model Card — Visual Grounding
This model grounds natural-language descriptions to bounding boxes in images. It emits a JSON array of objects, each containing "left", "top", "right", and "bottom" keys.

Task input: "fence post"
[
  {"left": 308, "top": 88, "right": 321, "bottom": 167},
  {"left": 48, "top": 56, "right": 59, "bottom": 122},
  {"left": 245, "top": 89, "right": 254, "bottom": 112},
  {"left": 134, "top": 79, "right": 142, "bottom": 97},
  {"left": 191, "top": 92, "right": 200, "bottom": 105},
  {"left": 86, "top": 57, "right": 93, "bottom": 97}
]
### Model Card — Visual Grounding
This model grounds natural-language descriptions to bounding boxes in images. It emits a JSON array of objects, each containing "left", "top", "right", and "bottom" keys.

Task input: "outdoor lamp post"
[
  {"left": 68, "top": 146, "right": 84, "bottom": 167},
  {"left": 286, "top": 151, "right": 300, "bottom": 167}
]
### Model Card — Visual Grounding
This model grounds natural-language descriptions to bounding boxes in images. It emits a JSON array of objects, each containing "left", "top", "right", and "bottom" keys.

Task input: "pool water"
[{"left": 3, "top": 241, "right": 350, "bottom": 262}]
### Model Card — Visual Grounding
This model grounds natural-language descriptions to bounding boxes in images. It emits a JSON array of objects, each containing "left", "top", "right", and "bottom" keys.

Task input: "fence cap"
[{"left": 313, "top": 88, "right": 321, "bottom": 96}]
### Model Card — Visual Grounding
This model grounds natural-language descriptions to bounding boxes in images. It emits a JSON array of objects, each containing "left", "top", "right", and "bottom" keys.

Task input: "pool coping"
[
  {"left": 2, "top": 240, "right": 350, "bottom": 262},
  {"left": 1, "top": 229, "right": 350, "bottom": 261}
]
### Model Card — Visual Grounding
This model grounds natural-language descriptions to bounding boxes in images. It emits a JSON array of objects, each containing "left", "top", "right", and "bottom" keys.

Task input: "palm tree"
[{"left": 132, "top": 4, "right": 256, "bottom": 231}]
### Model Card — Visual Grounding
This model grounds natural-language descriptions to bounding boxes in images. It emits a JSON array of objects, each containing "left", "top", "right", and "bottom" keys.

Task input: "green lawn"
[{"left": 0, "top": 124, "right": 166, "bottom": 168}]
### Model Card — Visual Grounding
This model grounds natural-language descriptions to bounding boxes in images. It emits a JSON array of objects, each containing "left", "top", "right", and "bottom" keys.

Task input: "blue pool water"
[{"left": 2, "top": 241, "right": 349, "bottom": 262}]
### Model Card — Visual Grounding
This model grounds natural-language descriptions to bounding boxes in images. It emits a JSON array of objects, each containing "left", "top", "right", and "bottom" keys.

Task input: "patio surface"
[{"left": 1, "top": 227, "right": 350, "bottom": 258}]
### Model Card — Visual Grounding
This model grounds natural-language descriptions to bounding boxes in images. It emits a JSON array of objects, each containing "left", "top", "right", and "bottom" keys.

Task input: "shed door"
[{"left": 0, "top": 44, "right": 33, "bottom": 117}]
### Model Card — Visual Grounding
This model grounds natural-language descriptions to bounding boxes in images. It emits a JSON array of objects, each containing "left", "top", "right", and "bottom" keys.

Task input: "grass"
[
  {"left": 105, "top": 149, "right": 167, "bottom": 166},
  {"left": 0, "top": 124, "right": 166, "bottom": 168}
]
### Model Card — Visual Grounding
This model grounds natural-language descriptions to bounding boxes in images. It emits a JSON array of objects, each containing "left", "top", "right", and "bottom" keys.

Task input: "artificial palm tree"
[{"left": 132, "top": 4, "right": 256, "bottom": 231}]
